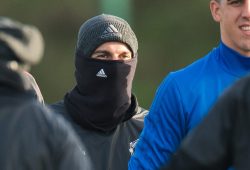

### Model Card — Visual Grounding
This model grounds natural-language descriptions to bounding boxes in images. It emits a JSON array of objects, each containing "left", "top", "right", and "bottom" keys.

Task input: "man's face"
[
  {"left": 91, "top": 42, "right": 132, "bottom": 61},
  {"left": 210, "top": 0, "right": 250, "bottom": 56}
]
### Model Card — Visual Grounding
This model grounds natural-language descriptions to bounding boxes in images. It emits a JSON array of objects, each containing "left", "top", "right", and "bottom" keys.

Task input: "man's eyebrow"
[
  {"left": 227, "top": 0, "right": 242, "bottom": 2},
  {"left": 93, "top": 50, "right": 110, "bottom": 55}
]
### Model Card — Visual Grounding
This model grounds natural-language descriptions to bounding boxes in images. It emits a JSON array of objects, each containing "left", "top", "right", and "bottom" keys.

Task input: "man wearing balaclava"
[
  {"left": 50, "top": 14, "right": 148, "bottom": 170},
  {"left": 0, "top": 17, "right": 90, "bottom": 170}
]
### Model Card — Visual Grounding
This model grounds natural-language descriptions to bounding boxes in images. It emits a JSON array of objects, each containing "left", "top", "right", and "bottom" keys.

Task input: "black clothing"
[
  {"left": 0, "top": 62, "right": 89, "bottom": 170},
  {"left": 50, "top": 97, "right": 147, "bottom": 170},
  {"left": 71, "top": 56, "right": 137, "bottom": 132},
  {"left": 164, "top": 74, "right": 250, "bottom": 170},
  {"left": 56, "top": 15, "right": 143, "bottom": 168}
]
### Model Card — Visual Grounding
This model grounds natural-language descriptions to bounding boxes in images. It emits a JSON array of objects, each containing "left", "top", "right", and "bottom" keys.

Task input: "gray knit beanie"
[
  {"left": 76, "top": 14, "right": 138, "bottom": 58},
  {"left": 0, "top": 17, "right": 44, "bottom": 66}
]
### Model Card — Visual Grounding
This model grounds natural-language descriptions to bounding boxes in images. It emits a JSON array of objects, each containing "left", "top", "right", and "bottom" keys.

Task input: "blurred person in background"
[
  {"left": 129, "top": 0, "right": 250, "bottom": 169},
  {"left": 50, "top": 14, "right": 148, "bottom": 170},
  {"left": 163, "top": 74, "right": 250, "bottom": 170},
  {"left": 0, "top": 16, "right": 90, "bottom": 170}
]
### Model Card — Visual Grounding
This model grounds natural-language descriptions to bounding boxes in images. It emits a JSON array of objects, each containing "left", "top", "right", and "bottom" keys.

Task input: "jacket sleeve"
[{"left": 129, "top": 74, "right": 187, "bottom": 169}]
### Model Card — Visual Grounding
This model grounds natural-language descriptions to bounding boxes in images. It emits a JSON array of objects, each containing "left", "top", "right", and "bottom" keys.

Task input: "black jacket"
[
  {"left": 164, "top": 74, "right": 250, "bottom": 170},
  {"left": 50, "top": 99, "right": 148, "bottom": 170},
  {"left": 0, "top": 63, "right": 90, "bottom": 170}
]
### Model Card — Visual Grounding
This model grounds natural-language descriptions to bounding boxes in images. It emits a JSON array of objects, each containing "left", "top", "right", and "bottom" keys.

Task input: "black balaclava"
[{"left": 64, "top": 14, "right": 139, "bottom": 132}]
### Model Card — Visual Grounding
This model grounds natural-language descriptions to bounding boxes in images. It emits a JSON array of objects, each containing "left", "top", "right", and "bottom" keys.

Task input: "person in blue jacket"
[
  {"left": 163, "top": 74, "right": 250, "bottom": 170},
  {"left": 129, "top": 0, "right": 250, "bottom": 169}
]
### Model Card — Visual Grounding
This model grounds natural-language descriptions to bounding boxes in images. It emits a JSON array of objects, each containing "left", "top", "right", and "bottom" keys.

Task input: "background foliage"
[{"left": 1, "top": 0, "right": 220, "bottom": 108}]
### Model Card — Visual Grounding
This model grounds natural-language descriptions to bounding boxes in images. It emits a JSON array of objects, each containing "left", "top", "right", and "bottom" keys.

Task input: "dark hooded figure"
[
  {"left": 50, "top": 14, "right": 148, "bottom": 170},
  {"left": 0, "top": 16, "right": 90, "bottom": 170}
]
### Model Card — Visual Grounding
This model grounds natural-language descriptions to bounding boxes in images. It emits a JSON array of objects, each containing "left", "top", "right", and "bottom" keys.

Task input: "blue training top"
[{"left": 129, "top": 42, "right": 250, "bottom": 170}]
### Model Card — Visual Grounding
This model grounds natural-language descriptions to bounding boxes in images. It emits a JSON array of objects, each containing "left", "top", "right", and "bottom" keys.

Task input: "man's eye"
[
  {"left": 93, "top": 54, "right": 109, "bottom": 60},
  {"left": 228, "top": 0, "right": 242, "bottom": 5},
  {"left": 98, "top": 55, "right": 108, "bottom": 58},
  {"left": 121, "top": 55, "right": 132, "bottom": 60}
]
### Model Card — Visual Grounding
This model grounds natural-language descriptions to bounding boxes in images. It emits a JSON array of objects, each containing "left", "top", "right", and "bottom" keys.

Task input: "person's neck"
[{"left": 221, "top": 41, "right": 250, "bottom": 58}]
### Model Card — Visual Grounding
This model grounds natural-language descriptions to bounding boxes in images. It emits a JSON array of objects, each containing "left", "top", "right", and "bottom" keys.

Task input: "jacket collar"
[{"left": 218, "top": 42, "right": 250, "bottom": 77}]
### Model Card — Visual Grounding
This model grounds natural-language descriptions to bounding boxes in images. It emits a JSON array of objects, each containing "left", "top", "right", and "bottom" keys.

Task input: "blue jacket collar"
[{"left": 219, "top": 41, "right": 250, "bottom": 77}]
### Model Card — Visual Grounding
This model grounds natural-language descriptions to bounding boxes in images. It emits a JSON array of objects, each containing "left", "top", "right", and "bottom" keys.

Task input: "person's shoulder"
[
  {"left": 49, "top": 100, "right": 65, "bottom": 110},
  {"left": 11, "top": 99, "right": 58, "bottom": 134},
  {"left": 20, "top": 99, "right": 70, "bottom": 130},
  {"left": 161, "top": 48, "right": 218, "bottom": 87},
  {"left": 151, "top": 48, "right": 218, "bottom": 104},
  {"left": 132, "top": 106, "right": 148, "bottom": 121},
  {"left": 121, "top": 106, "right": 147, "bottom": 135},
  {"left": 173, "top": 50, "right": 216, "bottom": 77},
  {"left": 49, "top": 100, "right": 69, "bottom": 117},
  {"left": 0, "top": 97, "right": 42, "bottom": 125},
  {"left": 17, "top": 98, "right": 46, "bottom": 117}
]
